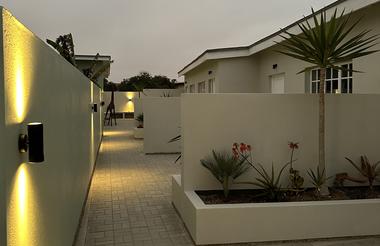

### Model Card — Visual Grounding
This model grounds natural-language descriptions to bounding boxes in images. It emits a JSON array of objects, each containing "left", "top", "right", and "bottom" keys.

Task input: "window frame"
[
  {"left": 310, "top": 62, "right": 353, "bottom": 94},
  {"left": 208, "top": 78, "right": 215, "bottom": 93},
  {"left": 198, "top": 81, "right": 206, "bottom": 93}
]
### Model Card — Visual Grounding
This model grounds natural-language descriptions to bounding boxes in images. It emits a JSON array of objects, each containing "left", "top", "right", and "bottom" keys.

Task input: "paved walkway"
[{"left": 78, "top": 120, "right": 380, "bottom": 246}]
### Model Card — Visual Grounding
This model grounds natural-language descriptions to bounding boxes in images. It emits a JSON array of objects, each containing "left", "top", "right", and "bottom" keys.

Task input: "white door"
[{"left": 271, "top": 74, "right": 285, "bottom": 94}]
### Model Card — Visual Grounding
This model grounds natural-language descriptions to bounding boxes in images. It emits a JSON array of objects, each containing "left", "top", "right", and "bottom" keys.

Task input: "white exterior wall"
[
  {"left": 1, "top": 8, "right": 102, "bottom": 246},
  {"left": 0, "top": 9, "right": 6, "bottom": 245},
  {"left": 217, "top": 57, "right": 258, "bottom": 93},
  {"left": 143, "top": 98, "right": 181, "bottom": 154},
  {"left": 181, "top": 94, "right": 380, "bottom": 191},
  {"left": 184, "top": 61, "right": 219, "bottom": 93}
]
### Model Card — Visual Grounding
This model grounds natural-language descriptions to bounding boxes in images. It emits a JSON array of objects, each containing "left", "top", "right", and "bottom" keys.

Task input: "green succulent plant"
[
  {"left": 345, "top": 155, "right": 380, "bottom": 190},
  {"left": 201, "top": 150, "right": 250, "bottom": 198}
]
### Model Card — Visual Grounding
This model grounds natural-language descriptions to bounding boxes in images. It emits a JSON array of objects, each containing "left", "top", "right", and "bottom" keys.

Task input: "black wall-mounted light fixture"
[
  {"left": 208, "top": 70, "right": 213, "bottom": 75},
  {"left": 92, "top": 103, "right": 98, "bottom": 113},
  {"left": 100, "top": 101, "right": 105, "bottom": 107},
  {"left": 128, "top": 98, "right": 132, "bottom": 102},
  {"left": 273, "top": 64, "right": 278, "bottom": 70},
  {"left": 19, "top": 122, "right": 45, "bottom": 163}
]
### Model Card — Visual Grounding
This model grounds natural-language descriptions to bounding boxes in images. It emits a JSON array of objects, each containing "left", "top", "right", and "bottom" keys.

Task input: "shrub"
[{"left": 201, "top": 150, "right": 250, "bottom": 198}]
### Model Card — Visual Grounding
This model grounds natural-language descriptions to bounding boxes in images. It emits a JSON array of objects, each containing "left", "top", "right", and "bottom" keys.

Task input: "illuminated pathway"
[
  {"left": 78, "top": 120, "right": 380, "bottom": 246},
  {"left": 79, "top": 120, "right": 192, "bottom": 246}
]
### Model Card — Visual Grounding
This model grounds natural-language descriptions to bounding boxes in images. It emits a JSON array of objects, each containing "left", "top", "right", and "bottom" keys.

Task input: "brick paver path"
[
  {"left": 79, "top": 120, "right": 380, "bottom": 246},
  {"left": 83, "top": 120, "right": 192, "bottom": 246}
]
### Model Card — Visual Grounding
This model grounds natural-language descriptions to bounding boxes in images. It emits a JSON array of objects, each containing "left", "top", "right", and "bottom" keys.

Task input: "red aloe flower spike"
[
  {"left": 247, "top": 145, "right": 252, "bottom": 151},
  {"left": 240, "top": 143, "right": 247, "bottom": 153},
  {"left": 289, "top": 142, "right": 299, "bottom": 150}
]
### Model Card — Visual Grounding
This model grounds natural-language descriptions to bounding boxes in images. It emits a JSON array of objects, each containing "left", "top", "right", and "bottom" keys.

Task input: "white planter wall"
[
  {"left": 172, "top": 176, "right": 380, "bottom": 245},
  {"left": 143, "top": 97, "right": 181, "bottom": 154},
  {"left": 174, "top": 93, "right": 380, "bottom": 244},
  {"left": 0, "top": 8, "right": 103, "bottom": 246}
]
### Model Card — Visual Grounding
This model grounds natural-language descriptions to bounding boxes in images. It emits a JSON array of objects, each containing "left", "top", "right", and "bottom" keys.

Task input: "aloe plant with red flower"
[{"left": 288, "top": 141, "right": 304, "bottom": 191}]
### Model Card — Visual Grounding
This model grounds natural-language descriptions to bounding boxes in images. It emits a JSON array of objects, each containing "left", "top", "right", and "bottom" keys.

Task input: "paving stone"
[{"left": 77, "top": 120, "right": 380, "bottom": 246}]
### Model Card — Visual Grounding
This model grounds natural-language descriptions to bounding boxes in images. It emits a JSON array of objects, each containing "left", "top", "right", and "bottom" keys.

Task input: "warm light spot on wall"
[
  {"left": 4, "top": 10, "right": 33, "bottom": 125},
  {"left": 8, "top": 164, "right": 37, "bottom": 246},
  {"left": 126, "top": 92, "right": 135, "bottom": 100},
  {"left": 15, "top": 68, "right": 25, "bottom": 122}
]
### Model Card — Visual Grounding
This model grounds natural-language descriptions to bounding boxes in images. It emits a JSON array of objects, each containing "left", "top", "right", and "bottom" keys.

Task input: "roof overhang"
[{"left": 178, "top": 0, "right": 380, "bottom": 76}]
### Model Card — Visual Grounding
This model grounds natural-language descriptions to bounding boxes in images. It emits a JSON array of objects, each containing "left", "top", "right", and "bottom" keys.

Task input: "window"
[
  {"left": 189, "top": 84, "right": 195, "bottom": 93},
  {"left": 310, "top": 63, "right": 353, "bottom": 94},
  {"left": 198, "top": 81, "right": 206, "bottom": 93},
  {"left": 208, "top": 79, "right": 215, "bottom": 93}
]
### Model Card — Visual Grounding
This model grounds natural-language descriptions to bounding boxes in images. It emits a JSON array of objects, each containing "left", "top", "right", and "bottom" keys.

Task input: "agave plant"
[
  {"left": 345, "top": 156, "right": 380, "bottom": 190},
  {"left": 201, "top": 150, "right": 250, "bottom": 198},
  {"left": 278, "top": 8, "right": 379, "bottom": 193},
  {"left": 239, "top": 162, "right": 290, "bottom": 202},
  {"left": 307, "top": 166, "right": 331, "bottom": 198}
]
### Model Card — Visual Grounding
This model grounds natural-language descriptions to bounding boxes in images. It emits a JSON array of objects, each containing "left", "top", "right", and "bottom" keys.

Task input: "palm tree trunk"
[{"left": 319, "top": 68, "right": 328, "bottom": 195}]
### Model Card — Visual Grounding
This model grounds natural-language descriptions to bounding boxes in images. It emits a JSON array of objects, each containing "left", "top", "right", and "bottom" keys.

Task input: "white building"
[{"left": 179, "top": 0, "right": 380, "bottom": 94}]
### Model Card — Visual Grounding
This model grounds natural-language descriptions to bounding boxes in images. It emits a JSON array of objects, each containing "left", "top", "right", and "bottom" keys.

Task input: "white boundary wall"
[
  {"left": 143, "top": 97, "right": 181, "bottom": 154},
  {"left": 181, "top": 94, "right": 380, "bottom": 191},
  {"left": 0, "top": 8, "right": 102, "bottom": 246}
]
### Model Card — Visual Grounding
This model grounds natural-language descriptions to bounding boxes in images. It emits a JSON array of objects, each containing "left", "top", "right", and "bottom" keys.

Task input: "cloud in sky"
[{"left": 1, "top": 0, "right": 335, "bottom": 82}]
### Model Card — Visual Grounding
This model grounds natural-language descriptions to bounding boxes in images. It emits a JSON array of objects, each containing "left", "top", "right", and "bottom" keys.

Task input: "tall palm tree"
[{"left": 278, "top": 8, "right": 378, "bottom": 191}]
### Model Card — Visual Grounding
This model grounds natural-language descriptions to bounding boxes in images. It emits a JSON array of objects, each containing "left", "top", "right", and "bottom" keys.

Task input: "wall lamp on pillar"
[
  {"left": 92, "top": 103, "right": 98, "bottom": 113},
  {"left": 128, "top": 98, "right": 132, "bottom": 102},
  {"left": 19, "top": 122, "right": 45, "bottom": 163}
]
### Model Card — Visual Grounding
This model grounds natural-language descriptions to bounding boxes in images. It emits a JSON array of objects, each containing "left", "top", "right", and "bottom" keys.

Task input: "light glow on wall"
[
  {"left": 4, "top": 10, "right": 33, "bottom": 124},
  {"left": 125, "top": 92, "right": 135, "bottom": 113},
  {"left": 8, "top": 164, "right": 37, "bottom": 246}
]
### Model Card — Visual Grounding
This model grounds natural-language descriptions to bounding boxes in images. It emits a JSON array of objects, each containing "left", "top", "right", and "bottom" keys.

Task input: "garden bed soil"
[{"left": 196, "top": 186, "right": 380, "bottom": 204}]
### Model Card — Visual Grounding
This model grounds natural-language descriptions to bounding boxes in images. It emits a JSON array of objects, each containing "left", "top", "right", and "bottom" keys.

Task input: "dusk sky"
[{"left": 1, "top": 0, "right": 335, "bottom": 83}]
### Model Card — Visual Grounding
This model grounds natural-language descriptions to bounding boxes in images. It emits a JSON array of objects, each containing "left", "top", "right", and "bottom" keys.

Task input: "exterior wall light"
[
  {"left": 128, "top": 98, "right": 132, "bottom": 102},
  {"left": 18, "top": 123, "right": 45, "bottom": 163},
  {"left": 92, "top": 103, "right": 98, "bottom": 113},
  {"left": 273, "top": 64, "right": 278, "bottom": 70},
  {"left": 100, "top": 101, "right": 105, "bottom": 107}
]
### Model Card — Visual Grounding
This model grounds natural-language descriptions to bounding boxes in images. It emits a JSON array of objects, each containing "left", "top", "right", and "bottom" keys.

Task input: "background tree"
[
  {"left": 103, "top": 79, "right": 118, "bottom": 91},
  {"left": 118, "top": 72, "right": 178, "bottom": 96},
  {"left": 47, "top": 33, "right": 77, "bottom": 66},
  {"left": 278, "top": 9, "right": 378, "bottom": 192}
]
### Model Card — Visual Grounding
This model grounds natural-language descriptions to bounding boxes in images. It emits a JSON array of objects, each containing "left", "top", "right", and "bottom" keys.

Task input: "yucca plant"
[
  {"left": 345, "top": 156, "right": 380, "bottom": 190},
  {"left": 201, "top": 150, "right": 250, "bottom": 198},
  {"left": 307, "top": 166, "right": 331, "bottom": 198},
  {"left": 278, "top": 9, "right": 379, "bottom": 193},
  {"left": 239, "top": 162, "right": 290, "bottom": 202}
]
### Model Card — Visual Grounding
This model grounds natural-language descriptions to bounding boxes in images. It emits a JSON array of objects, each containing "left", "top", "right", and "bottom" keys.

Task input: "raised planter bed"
[
  {"left": 172, "top": 175, "right": 380, "bottom": 245},
  {"left": 133, "top": 127, "right": 144, "bottom": 139}
]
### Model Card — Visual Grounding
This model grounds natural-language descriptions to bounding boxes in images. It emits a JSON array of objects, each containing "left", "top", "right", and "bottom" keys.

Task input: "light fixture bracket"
[{"left": 18, "top": 134, "right": 28, "bottom": 153}]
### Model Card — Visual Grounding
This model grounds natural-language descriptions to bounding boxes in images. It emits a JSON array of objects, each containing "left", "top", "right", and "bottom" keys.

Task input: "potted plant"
[{"left": 133, "top": 113, "right": 144, "bottom": 139}]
